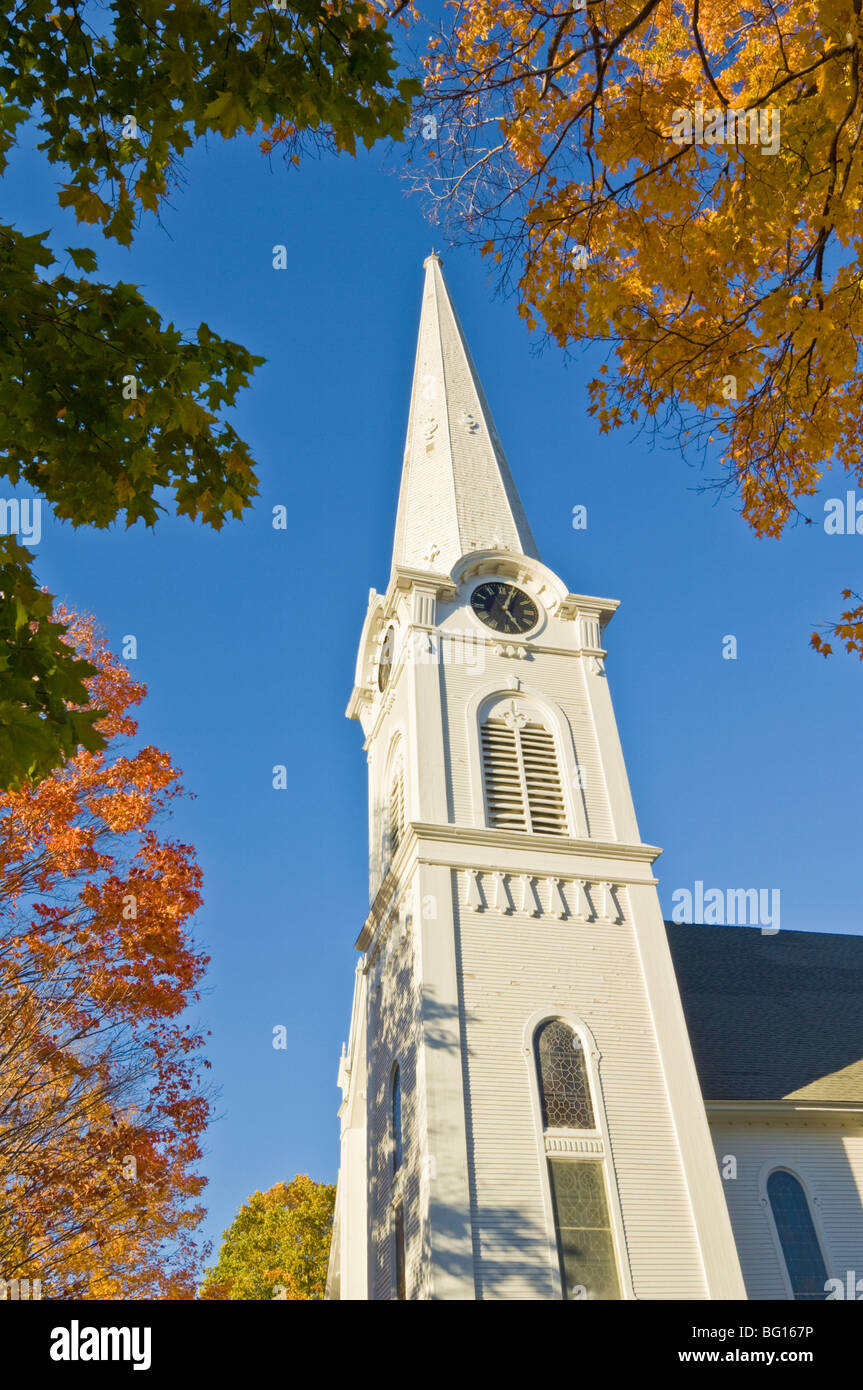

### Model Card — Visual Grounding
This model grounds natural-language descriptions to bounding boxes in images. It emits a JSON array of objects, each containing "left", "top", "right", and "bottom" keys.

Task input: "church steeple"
[
  {"left": 390, "top": 254, "right": 539, "bottom": 578},
  {"left": 330, "top": 257, "right": 747, "bottom": 1305}
]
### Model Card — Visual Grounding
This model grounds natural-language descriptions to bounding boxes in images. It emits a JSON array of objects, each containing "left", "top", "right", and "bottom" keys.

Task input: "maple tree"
[
  {"left": 200, "top": 1175, "right": 336, "bottom": 1300},
  {"left": 0, "top": 1, "right": 420, "bottom": 787},
  {"left": 415, "top": 0, "right": 863, "bottom": 656},
  {"left": 0, "top": 609, "right": 211, "bottom": 1298}
]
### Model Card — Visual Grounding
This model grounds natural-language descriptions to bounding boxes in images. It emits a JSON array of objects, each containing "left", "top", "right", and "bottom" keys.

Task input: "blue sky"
[{"left": 5, "top": 103, "right": 862, "bottom": 1264}]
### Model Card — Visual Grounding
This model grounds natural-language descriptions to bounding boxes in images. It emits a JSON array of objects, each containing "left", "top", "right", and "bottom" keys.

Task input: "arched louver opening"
[
  {"left": 767, "top": 1170, "right": 830, "bottom": 1300},
  {"left": 481, "top": 710, "right": 567, "bottom": 834},
  {"left": 388, "top": 762, "right": 406, "bottom": 856}
]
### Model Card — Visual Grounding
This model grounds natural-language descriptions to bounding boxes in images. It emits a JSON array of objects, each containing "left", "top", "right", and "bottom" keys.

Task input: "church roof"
[
  {"left": 665, "top": 922, "right": 863, "bottom": 1104},
  {"left": 390, "top": 254, "right": 539, "bottom": 578}
]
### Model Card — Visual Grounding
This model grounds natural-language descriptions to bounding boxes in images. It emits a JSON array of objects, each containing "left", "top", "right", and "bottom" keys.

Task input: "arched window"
[
  {"left": 394, "top": 1204, "right": 407, "bottom": 1300},
  {"left": 392, "top": 1064, "right": 403, "bottom": 1173},
  {"left": 535, "top": 1019, "right": 595, "bottom": 1130},
  {"left": 533, "top": 1019, "right": 620, "bottom": 1299},
  {"left": 480, "top": 703, "right": 567, "bottom": 834},
  {"left": 767, "top": 1170, "right": 829, "bottom": 1300}
]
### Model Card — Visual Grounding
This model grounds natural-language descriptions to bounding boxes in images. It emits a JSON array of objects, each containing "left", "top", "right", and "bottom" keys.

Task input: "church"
[{"left": 325, "top": 255, "right": 863, "bottom": 1301}]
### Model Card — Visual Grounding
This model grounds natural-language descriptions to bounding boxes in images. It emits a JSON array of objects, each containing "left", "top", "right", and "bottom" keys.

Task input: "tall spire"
[{"left": 390, "top": 254, "right": 539, "bottom": 578}]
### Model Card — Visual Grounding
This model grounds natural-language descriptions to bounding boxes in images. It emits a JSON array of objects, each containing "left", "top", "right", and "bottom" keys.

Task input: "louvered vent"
[
  {"left": 521, "top": 723, "right": 568, "bottom": 834},
  {"left": 389, "top": 766, "right": 406, "bottom": 853},
  {"left": 481, "top": 716, "right": 567, "bottom": 835},
  {"left": 481, "top": 720, "right": 526, "bottom": 830}
]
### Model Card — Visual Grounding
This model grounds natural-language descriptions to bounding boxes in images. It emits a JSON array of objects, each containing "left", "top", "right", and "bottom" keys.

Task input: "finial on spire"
[{"left": 423, "top": 248, "right": 443, "bottom": 268}]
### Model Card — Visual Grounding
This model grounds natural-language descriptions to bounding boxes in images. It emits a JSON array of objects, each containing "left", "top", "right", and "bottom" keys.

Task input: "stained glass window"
[
  {"left": 548, "top": 1160, "right": 621, "bottom": 1300},
  {"left": 767, "top": 1170, "right": 829, "bottom": 1300},
  {"left": 535, "top": 1020, "right": 595, "bottom": 1130},
  {"left": 392, "top": 1064, "right": 403, "bottom": 1173}
]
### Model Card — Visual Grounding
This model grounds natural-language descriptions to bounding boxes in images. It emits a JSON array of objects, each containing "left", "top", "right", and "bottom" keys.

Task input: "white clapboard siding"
[
  {"left": 456, "top": 880, "right": 707, "bottom": 1300},
  {"left": 709, "top": 1120, "right": 863, "bottom": 1300}
]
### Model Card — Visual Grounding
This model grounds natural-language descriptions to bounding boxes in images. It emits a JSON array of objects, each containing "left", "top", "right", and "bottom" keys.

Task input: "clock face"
[
  {"left": 377, "top": 626, "right": 395, "bottom": 692},
  {"left": 470, "top": 581, "right": 538, "bottom": 635}
]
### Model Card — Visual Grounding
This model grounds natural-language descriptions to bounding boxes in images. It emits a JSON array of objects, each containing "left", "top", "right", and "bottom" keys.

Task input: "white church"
[{"left": 325, "top": 255, "right": 863, "bottom": 1301}]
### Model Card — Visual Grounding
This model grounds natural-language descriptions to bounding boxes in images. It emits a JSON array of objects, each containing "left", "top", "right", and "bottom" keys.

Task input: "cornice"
[
  {"left": 355, "top": 821, "right": 663, "bottom": 952},
  {"left": 391, "top": 565, "right": 457, "bottom": 599},
  {"left": 706, "top": 1099, "right": 863, "bottom": 1121},
  {"left": 557, "top": 591, "right": 621, "bottom": 623},
  {"left": 410, "top": 821, "right": 661, "bottom": 863}
]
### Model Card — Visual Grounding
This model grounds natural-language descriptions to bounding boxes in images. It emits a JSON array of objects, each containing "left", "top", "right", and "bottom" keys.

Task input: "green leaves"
[
  {"left": 0, "top": 0, "right": 419, "bottom": 786},
  {"left": 203, "top": 90, "right": 256, "bottom": 139},
  {"left": 3, "top": 2, "right": 418, "bottom": 244},
  {"left": 200, "top": 1176, "right": 336, "bottom": 1301},
  {"left": 0, "top": 225, "right": 264, "bottom": 533},
  {"left": 0, "top": 537, "right": 106, "bottom": 791},
  {"left": 66, "top": 245, "right": 98, "bottom": 272}
]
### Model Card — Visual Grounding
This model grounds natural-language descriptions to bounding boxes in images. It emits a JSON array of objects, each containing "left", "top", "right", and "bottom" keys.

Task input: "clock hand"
[{"left": 502, "top": 590, "right": 515, "bottom": 614}]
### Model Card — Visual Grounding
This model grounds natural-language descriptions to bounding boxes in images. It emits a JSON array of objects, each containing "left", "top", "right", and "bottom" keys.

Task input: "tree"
[
  {"left": 0, "top": 0, "right": 419, "bottom": 787},
  {"left": 415, "top": 0, "right": 863, "bottom": 655},
  {"left": 200, "top": 1176, "right": 336, "bottom": 1300},
  {"left": 0, "top": 538, "right": 105, "bottom": 790},
  {"left": 0, "top": 609, "right": 211, "bottom": 1298}
]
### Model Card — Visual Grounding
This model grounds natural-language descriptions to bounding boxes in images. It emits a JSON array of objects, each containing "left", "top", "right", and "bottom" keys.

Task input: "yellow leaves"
[{"left": 416, "top": 0, "right": 863, "bottom": 647}]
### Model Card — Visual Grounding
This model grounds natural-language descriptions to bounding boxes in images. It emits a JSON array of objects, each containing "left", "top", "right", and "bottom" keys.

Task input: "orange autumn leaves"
[
  {"left": 421, "top": 0, "right": 863, "bottom": 655},
  {"left": 0, "top": 610, "right": 210, "bottom": 1298}
]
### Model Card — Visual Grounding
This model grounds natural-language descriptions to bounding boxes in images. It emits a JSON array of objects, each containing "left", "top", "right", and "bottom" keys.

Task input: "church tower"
[{"left": 327, "top": 255, "right": 745, "bottom": 1301}]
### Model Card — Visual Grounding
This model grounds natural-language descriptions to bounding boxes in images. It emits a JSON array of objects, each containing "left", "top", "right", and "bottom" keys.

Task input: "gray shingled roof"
[{"left": 664, "top": 922, "right": 863, "bottom": 1104}]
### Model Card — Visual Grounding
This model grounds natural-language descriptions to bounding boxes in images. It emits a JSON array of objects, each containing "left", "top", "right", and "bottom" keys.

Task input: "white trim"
[
  {"left": 520, "top": 1007, "right": 635, "bottom": 1300},
  {"left": 450, "top": 551, "right": 570, "bottom": 613},
  {"left": 758, "top": 1162, "right": 835, "bottom": 1301},
  {"left": 708, "top": 1100, "right": 863, "bottom": 1120}
]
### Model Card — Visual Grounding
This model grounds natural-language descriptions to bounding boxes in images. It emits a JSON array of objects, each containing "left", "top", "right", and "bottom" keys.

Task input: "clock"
[
  {"left": 377, "top": 626, "right": 395, "bottom": 691},
  {"left": 470, "top": 581, "right": 538, "bottom": 635}
]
